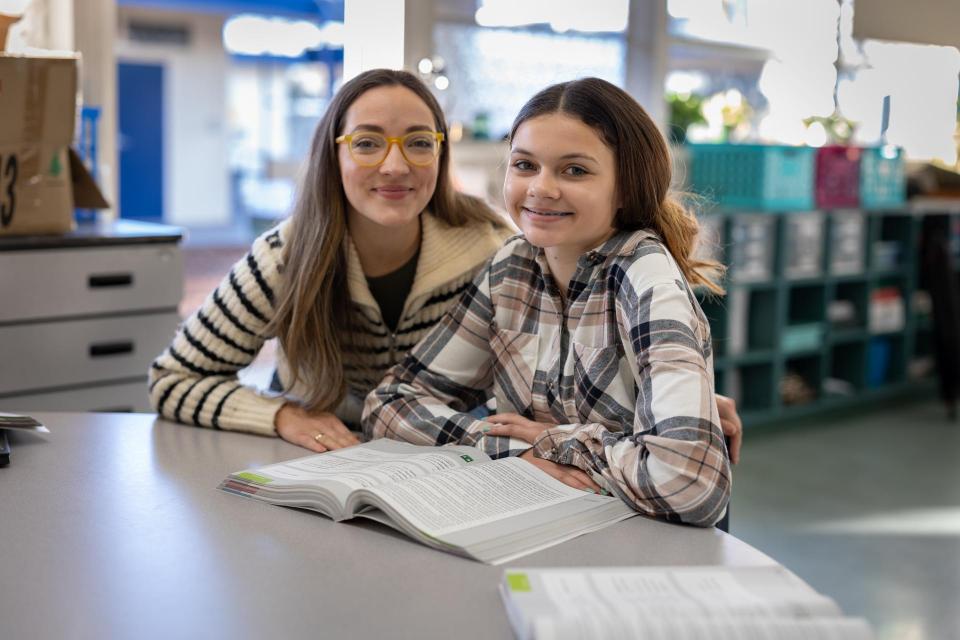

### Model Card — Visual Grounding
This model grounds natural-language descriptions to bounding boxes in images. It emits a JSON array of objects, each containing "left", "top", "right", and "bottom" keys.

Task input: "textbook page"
[
  {"left": 227, "top": 439, "right": 489, "bottom": 507},
  {"left": 357, "top": 457, "right": 629, "bottom": 539}
]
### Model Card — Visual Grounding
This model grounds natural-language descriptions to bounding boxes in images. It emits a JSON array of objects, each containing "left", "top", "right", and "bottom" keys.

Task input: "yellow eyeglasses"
[{"left": 336, "top": 130, "right": 445, "bottom": 167}]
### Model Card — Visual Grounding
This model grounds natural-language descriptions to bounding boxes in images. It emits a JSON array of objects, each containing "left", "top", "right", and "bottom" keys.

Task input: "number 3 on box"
[{"left": 1, "top": 154, "right": 17, "bottom": 227}]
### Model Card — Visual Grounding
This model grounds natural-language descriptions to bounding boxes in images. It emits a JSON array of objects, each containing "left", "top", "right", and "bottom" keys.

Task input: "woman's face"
[
  {"left": 338, "top": 85, "right": 440, "bottom": 232},
  {"left": 503, "top": 113, "right": 619, "bottom": 259}
]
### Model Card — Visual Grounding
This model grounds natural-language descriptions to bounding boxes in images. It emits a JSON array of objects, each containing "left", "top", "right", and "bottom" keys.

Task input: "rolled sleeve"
[
  {"left": 363, "top": 263, "right": 528, "bottom": 459},
  {"left": 530, "top": 280, "right": 731, "bottom": 527}
]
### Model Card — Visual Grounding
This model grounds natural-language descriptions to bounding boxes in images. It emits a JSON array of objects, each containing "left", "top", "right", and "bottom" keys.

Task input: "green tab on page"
[
  {"left": 237, "top": 472, "right": 273, "bottom": 485},
  {"left": 506, "top": 572, "right": 531, "bottom": 592}
]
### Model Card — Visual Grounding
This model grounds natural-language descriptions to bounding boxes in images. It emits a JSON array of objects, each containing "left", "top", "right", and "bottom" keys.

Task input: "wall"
[
  {"left": 74, "top": 0, "right": 119, "bottom": 220},
  {"left": 115, "top": 6, "right": 229, "bottom": 227}
]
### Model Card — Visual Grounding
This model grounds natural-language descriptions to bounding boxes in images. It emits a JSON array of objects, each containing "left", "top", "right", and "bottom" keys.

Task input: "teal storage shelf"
[
  {"left": 728, "top": 281, "right": 779, "bottom": 291},
  {"left": 726, "top": 351, "right": 777, "bottom": 365},
  {"left": 829, "top": 328, "right": 869, "bottom": 344},
  {"left": 831, "top": 274, "right": 869, "bottom": 284},
  {"left": 700, "top": 208, "right": 938, "bottom": 428},
  {"left": 872, "top": 268, "right": 910, "bottom": 280}
]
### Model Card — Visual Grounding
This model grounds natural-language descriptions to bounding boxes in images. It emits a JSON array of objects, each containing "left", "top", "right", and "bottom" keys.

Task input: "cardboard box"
[
  {"left": 0, "top": 53, "right": 106, "bottom": 237},
  {"left": 0, "top": 13, "right": 17, "bottom": 51}
]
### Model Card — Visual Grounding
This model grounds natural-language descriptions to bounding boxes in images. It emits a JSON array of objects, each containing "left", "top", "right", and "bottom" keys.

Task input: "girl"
[
  {"left": 148, "top": 69, "right": 512, "bottom": 450},
  {"left": 363, "top": 78, "right": 731, "bottom": 527}
]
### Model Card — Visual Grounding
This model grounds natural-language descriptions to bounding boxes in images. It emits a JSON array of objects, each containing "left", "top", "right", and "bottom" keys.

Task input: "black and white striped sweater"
[{"left": 148, "top": 214, "right": 512, "bottom": 435}]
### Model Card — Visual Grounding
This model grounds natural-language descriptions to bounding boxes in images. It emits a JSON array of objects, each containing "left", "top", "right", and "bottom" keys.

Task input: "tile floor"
[{"left": 730, "top": 398, "right": 960, "bottom": 640}]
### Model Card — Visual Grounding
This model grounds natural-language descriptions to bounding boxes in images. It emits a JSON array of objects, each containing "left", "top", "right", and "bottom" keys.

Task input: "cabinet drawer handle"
[
  {"left": 88, "top": 273, "right": 134, "bottom": 288},
  {"left": 89, "top": 341, "right": 135, "bottom": 357}
]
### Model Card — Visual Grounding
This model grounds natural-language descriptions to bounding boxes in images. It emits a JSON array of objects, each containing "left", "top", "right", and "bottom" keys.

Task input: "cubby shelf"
[
  {"left": 829, "top": 329, "right": 869, "bottom": 344},
  {"left": 698, "top": 207, "right": 946, "bottom": 427}
]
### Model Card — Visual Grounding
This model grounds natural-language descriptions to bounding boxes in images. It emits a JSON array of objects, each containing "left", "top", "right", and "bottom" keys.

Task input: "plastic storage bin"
[
  {"left": 829, "top": 210, "right": 866, "bottom": 275},
  {"left": 860, "top": 146, "right": 905, "bottom": 209},
  {"left": 815, "top": 146, "right": 860, "bottom": 208},
  {"left": 784, "top": 212, "right": 825, "bottom": 279},
  {"left": 728, "top": 215, "right": 776, "bottom": 283},
  {"left": 688, "top": 143, "right": 815, "bottom": 211},
  {"left": 782, "top": 323, "right": 824, "bottom": 353},
  {"left": 867, "top": 337, "right": 892, "bottom": 388}
]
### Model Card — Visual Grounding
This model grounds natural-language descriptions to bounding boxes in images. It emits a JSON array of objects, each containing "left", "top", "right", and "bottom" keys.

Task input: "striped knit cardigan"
[{"left": 148, "top": 213, "right": 512, "bottom": 435}]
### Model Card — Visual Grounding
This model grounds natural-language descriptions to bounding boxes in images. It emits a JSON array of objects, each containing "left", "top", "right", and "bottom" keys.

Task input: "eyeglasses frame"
[{"left": 335, "top": 130, "right": 446, "bottom": 167}]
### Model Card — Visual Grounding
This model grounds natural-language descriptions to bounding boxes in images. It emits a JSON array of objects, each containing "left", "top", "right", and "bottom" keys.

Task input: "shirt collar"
[
  {"left": 586, "top": 228, "right": 662, "bottom": 261},
  {"left": 525, "top": 227, "right": 662, "bottom": 269},
  {"left": 347, "top": 211, "right": 504, "bottom": 311}
]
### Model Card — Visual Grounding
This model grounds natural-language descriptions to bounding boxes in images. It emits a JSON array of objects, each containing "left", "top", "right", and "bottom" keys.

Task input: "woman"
[
  {"left": 150, "top": 69, "right": 742, "bottom": 463},
  {"left": 149, "top": 69, "right": 511, "bottom": 450},
  {"left": 363, "top": 78, "right": 730, "bottom": 526}
]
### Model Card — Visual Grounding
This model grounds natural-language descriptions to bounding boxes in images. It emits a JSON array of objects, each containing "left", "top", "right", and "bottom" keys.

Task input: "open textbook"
[
  {"left": 500, "top": 565, "right": 875, "bottom": 640},
  {"left": 220, "top": 439, "right": 635, "bottom": 565}
]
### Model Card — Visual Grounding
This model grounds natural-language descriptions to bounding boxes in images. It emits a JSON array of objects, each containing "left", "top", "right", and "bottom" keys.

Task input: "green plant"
[
  {"left": 667, "top": 92, "right": 707, "bottom": 144},
  {"left": 803, "top": 113, "right": 857, "bottom": 145}
]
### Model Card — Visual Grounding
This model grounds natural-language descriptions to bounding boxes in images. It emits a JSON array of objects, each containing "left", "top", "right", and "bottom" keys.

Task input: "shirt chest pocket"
[
  {"left": 491, "top": 328, "right": 539, "bottom": 414},
  {"left": 572, "top": 341, "right": 634, "bottom": 429}
]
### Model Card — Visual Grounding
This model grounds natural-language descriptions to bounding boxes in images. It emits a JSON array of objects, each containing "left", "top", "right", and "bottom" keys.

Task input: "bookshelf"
[{"left": 699, "top": 207, "right": 945, "bottom": 427}]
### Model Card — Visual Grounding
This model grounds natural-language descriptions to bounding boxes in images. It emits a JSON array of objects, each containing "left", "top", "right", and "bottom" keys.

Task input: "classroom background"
[{"left": 1, "top": 1, "right": 958, "bottom": 638}]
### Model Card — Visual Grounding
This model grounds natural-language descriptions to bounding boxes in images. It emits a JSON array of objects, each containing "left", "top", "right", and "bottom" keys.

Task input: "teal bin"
[
  {"left": 860, "top": 146, "right": 905, "bottom": 209},
  {"left": 688, "top": 144, "right": 815, "bottom": 211},
  {"left": 781, "top": 323, "right": 824, "bottom": 353}
]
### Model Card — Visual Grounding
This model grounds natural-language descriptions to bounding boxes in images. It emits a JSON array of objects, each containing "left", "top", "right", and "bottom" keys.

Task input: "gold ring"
[{"left": 314, "top": 432, "right": 324, "bottom": 442}]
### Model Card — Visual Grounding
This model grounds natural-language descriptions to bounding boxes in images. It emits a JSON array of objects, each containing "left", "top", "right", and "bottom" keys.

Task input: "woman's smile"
[{"left": 374, "top": 184, "right": 416, "bottom": 200}]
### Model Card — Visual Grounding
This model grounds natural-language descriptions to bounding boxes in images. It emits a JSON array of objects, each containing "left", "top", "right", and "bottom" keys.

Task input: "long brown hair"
[
  {"left": 509, "top": 78, "right": 724, "bottom": 294},
  {"left": 269, "top": 69, "right": 506, "bottom": 412}
]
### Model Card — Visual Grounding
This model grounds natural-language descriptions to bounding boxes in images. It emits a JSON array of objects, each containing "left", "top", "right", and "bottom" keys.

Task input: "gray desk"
[{"left": 0, "top": 413, "right": 776, "bottom": 640}]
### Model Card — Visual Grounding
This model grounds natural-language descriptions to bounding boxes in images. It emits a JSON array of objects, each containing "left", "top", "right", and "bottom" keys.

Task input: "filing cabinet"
[{"left": 0, "top": 220, "right": 182, "bottom": 412}]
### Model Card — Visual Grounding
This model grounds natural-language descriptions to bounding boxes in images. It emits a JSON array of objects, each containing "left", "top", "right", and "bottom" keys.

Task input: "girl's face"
[
  {"left": 504, "top": 113, "right": 619, "bottom": 259},
  {"left": 339, "top": 85, "right": 440, "bottom": 232}
]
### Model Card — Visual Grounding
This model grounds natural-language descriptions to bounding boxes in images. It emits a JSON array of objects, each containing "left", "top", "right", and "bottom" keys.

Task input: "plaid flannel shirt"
[{"left": 363, "top": 230, "right": 731, "bottom": 527}]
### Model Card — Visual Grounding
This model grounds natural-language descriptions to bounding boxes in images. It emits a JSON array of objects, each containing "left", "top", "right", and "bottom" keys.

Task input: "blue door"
[{"left": 118, "top": 62, "right": 164, "bottom": 221}]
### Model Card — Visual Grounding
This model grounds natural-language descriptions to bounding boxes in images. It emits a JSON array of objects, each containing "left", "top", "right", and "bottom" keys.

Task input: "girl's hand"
[
  {"left": 485, "top": 413, "right": 555, "bottom": 444},
  {"left": 274, "top": 403, "right": 361, "bottom": 452},
  {"left": 519, "top": 449, "right": 603, "bottom": 493},
  {"left": 716, "top": 394, "right": 742, "bottom": 465}
]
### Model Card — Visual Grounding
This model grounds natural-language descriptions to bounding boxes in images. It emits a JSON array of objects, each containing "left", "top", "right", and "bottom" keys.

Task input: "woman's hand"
[
  {"left": 519, "top": 449, "right": 603, "bottom": 493},
  {"left": 485, "top": 413, "right": 554, "bottom": 444},
  {"left": 274, "top": 403, "right": 361, "bottom": 453},
  {"left": 716, "top": 394, "right": 742, "bottom": 464}
]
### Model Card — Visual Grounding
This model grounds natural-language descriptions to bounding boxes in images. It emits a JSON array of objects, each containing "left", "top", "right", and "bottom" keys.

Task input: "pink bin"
[{"left": 815, "top": 146, "right": 861, "bottom": 209}]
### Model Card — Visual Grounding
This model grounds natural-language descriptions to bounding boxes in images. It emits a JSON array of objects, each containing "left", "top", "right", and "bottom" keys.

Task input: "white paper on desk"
[
  {"left": 514, "top": 565, "right": 840, "bottom": 618},
  {"left": 501, "top": 566, "right": 875, "bottom": 640},
  {"left": 0, "top": 413, "right": 50, "bottom": 433}
]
